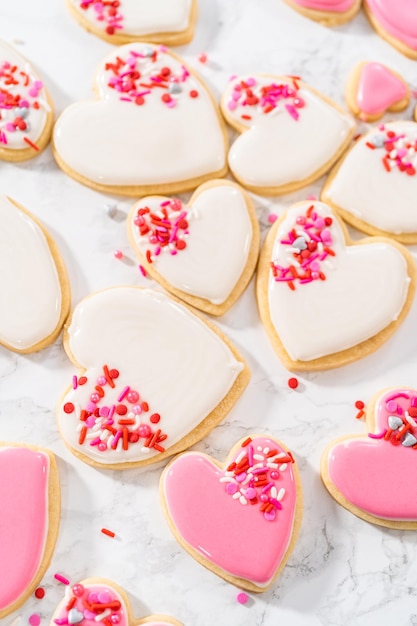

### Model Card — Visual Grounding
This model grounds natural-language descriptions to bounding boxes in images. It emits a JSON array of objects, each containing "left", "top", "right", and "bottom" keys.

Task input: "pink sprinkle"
[
  {"left": 118, "top": 385, "right": 130, "bottom": 402},
  {"left": 307, "top": 195, "right": 317, "bottom": 200},
  {"left": 29, "top": 615, "right": 41, "bottom": 626},
  {"left": 285, "top": 104, "right": 299, "bottom": 120},
  {"left": 198, "top": 52, "right": 207, "bottom": 63},
  {"left": 114, "top": 250, "right": 123, "bottom": 260},
  {"left": 268, "top": 213, "right": 278, "bottom": 224},
  {"left": 237, "top": 592, "right": 249, "bottom": 605},
  {"left": 386, "top": 400, "right": 397, "bottom": 412},
  {"left": 90, "top": 437, "right": 101, "bottom": 446},
  {"left": 368, "top": 430, "right": 387, "bottom": 439},
  {"left": 72, "top": 375, "right": 78, "bottom": 390},
  {"left": 139, "top": 264, "right": 147, "bottom": 277},
  {"left": 111, "top": 430, "right": 122, "bottom": 449},
  {"left": 54, "top": 573, "right": 70, "bottom": 585},
  {"left": 54, "top": 620, "right": 68, "bottom": 625}
]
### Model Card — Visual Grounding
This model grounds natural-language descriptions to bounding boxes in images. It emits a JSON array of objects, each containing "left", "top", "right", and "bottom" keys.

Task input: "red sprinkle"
[
  {"left": 288, "top": 377, "right": 299, "bottom": 389},
  {"left": 34, "top": 587, "right": 45, "bottom": 599},
  {"left": 101, "top": 528, "right": 115, "bottom": 538},
  {"left": 63, "top": 402, "right": 75, "bottom": 414},
  {"left": 355, "top": 400, "right": 365, "bottom": 410}
]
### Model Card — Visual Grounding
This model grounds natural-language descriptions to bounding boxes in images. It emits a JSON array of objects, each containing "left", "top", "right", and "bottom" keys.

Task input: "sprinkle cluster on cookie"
[
  {"left": 369, "top": 390, "right": 417, "bottom": 449},
  {"left": 366, "top": 124, "right": 417, "bottom": 176},
  {"left": 78, "top": 0, "right": 124, "bottom": 36}
]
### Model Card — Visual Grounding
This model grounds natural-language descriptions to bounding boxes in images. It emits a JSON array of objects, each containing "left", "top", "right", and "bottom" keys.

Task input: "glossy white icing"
[
  {"left": 324, "top": 121, "right": 417, "bottom": 234},
  {"left": 129, "top": 185, "right": 253, "bottom": 304},
  {"left": 71, "top": 0, "right": 192, "bottom": 35},
  {"left": 0, "top": 195, "right": 62, "bottom": 350},
  {"left": 53, "top": 44, "right": 226, "bottom": 187},
  {"left": 58, "top": 288, "right": 243, "bottom": 464},
  {"left": 268, "top": 202, "right": 410, "bottom": 361},
  {"left": 224, "top": 75, "right": 354, "bottom": 188},
  {"left": 0, "top": 41, "right": 49, "bottom": 151}
]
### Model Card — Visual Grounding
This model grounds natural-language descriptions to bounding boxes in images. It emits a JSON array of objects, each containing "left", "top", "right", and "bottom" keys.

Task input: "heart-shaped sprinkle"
[
  {"left": 68, "top": 608, "right": 83, "bottom": 624},
  {"left": 388, "top": 415, "right": 403, "bottom": 430}
]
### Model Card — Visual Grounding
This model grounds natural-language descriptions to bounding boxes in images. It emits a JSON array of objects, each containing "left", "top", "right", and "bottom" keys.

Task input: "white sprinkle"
[
  {"left": 239, "top": 495, "right": 248, "bottom": 505},
  {"left": 251, "top": 462, "right": 265, "bottom": 470},
  {"left": 235, "top": 450, "right": 246, "bottom": 464},
  {"left": 232, "top": 491, "right": 241, "bottom": 500},
  {"left": 277, "top": 488, "right": 286, "bottom": 501},
  {"left": 257, "top": 446, "right": 263, "bottom": 452},
  {"left": 263, "top": 447, "right": 270, "bottom": 454},
  {"left": 220, "top": 477, "right": 235, "bottom": 483},
  {"left": 107, "top": 435, "right": 114, "bottom": 448},
  {"left": 100, "top": 430, "right": 110, "bottom": 441},
  {"left": 224, "top": 470, "right": 235, "bottom": 477},
  {"left": 271, "top": 486, "right": 277, "bottom": 499},
  {"left": 254, "top": 454, "right": 264, "bottom": 461},
  {"left": 76, "top": 423, "right": 84, "bottom": 432},
  {"left": 86, "top": 432, "right": 98, "bottom": 440},
  {"left": 267, "top": 462, "right": 279, "bottom": 469},
  {"left": 406, "top": 412, "right": 417, "bottom": 427},
  {"left": 276, "top": 452, "right": 287, "bottom": 459},
  {"left": 95, "top": 609, "right": 112, "bottom": 622},
  {"left": 280, "top": 463, "right": 288, "bottom": 471},
  {"left": 141, "top": 446, "right": 151, "bottom": 453}
]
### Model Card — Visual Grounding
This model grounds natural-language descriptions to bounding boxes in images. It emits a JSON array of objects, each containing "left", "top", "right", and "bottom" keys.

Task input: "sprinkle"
[
  {"left": 237, "top": 592, "right": 249, "bottom": 605},
  {"left": 23, "top": 137, "right": 39, "bottom": 151},
  {"left": 355, "top": 400, "right": 364, "bottom": 410},
  {"left": 138, "top": 264, "right": 147, "bottom": 277},
  {"left": 72, "top": 376, "right": 78, "bottom": 390},
  {"left": 54, "top": 573, "right": 70, "bottom": 585},
  {"left": 114, "top": 250, "right": 123, "bottom": 260},
  {"left": 288, "top": 377, "right": 298, "bottom": 389},
  {"left": 28, "top": 616, "right": 41, "bottom": 626},
  {"left": 101, "top": 527, "right": 115, "bottom": 538},
  {"left": 198, "top": 52, "right": 207, "bottom": 63},
  {"left": 34, "top": 588, "right": 45, "bottom": 599},
  {"left": 268, "top": 213, "right": 278, "bottom": 224}
]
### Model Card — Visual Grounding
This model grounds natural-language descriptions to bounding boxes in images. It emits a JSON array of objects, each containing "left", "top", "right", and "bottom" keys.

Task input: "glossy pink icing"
[
  {"left": 163, "top": 437, "right": 297, "bottom": 586},
  {"left": 328, "top": 389, "right": 417, "bottom": 520},
  {"left": 0, "top": 447, "right": 49, "bottom": 610},
  {"left": 291, "top": 0, "right": 355, "bottom": 12},
  {"left": 366, "top": 0, "right": 417, "bottom": 50},
  {"left": 54, "top": 583, "right": 127, "bottom": 626},
  {"left": 356, "top": 63, "right": 407, "bottom": 115}
]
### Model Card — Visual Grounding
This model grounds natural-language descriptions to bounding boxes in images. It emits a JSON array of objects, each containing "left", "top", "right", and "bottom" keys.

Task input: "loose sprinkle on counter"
[
  {"left": 198, "top": 52, "right": 207, "bottom": 64},
  {"left": 54, "top": 573, "right": 70, "bottom": 585},
  {"left": 237, "top": 592, "right": 249, "bottom": 605},
  {"left": 101, "top": 527, "right": 116, "bottom": 538},
  {"left": 227, "top": 76, "right": 305, "bottom": 122},
  {"left": 114, "top": 249, "right": 123, "bottom": 260},
  {"left": 79, "top": 0, "right": 124, "bottom": 35},
  {"left": 288, "top": 377, "right": 299, "bottom": 390},
  {"left": 220, "top": 437, "right": 295, "bottom": 521},
  {"left": 270, "top": 204, "right": 335, "bottom": 290},
  {"left": 268, "top": 213, "right": 278, "bottom": 224},
  {"left": 28, "top": 615, "right": 40, "bottom": 626},
  {"left": 34, "top": 587, "right": 45, "bottom": 599},
  {"left": 366, "top": 125, "right": 417, "bottom": 176}
]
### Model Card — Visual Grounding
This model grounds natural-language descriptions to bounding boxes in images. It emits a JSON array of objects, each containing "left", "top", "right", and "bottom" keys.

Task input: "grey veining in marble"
[{"left": 1, "top": 1, "right": 417, "bottom": 625}]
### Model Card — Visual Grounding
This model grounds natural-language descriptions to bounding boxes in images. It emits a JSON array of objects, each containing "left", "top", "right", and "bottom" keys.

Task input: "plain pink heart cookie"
[
  {"left": 0, "top": 40, "right": 54, "bottom": 161},
  {"left": 364, "top": 0, "right": 417, "bottom": 59},
  {"left": 345, "top": 62, "right": 410, "bottom": 122},
  {"left": 66, "top": 0, "right": 197, "bottom": 46},
  {"left": 57, "top": 287, "right": 249, "bottom": 470},
  {"left": 256, "top": 200, "right": 416, "bottom": 371},
  {"left": 221, "top": 75, "right": 355, "bottom": 196},
  {"left": 53, "top": 44, "right": 228, "bottom": 197},
  {"left": 322, "top": 388, "right": 417, "bottom": 529},
  {"left": 283, "top": 0, "right": 361, "bottom": 27},
  {"left": 0, "top": 195, "right": 70, "bottom": 353},
  {"left": 161, "top": 435, "right": 302, "bottom": 593},
  {"left": 51, "top": 578, "right": 183, "bottom": 626},
  {"left": 0, "top": 443, "right": 60, "bottom": 618},
  {"left": 322, "top": 121, "right": 417, "bottom": 244},
  {"left": 127, "top": 180, "right": 260, "bottom": 316}
]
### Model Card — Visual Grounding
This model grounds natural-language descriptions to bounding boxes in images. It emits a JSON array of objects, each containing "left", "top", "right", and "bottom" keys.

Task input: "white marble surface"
[{"left": 1, "top": 1, "right": 417, "bottom": 625}]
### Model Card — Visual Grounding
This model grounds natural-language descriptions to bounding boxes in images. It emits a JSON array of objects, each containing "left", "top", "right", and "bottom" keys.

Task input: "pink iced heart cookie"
[
  {"left": 161, "top": 435, "right": 302, "bottom": 592},
  {"left": 256, "top": 200, "right": 416, "bottom": 371},
  {"left": 51, "top": 578, "right": 183, "bottom": 626},
  {"left": 283, "top": 0, "right": 361, "bottom": 26},
  {"left": 345, "top": 62, "right": 410, "bottom": 122},
  {"left": 323, "top": 121, "right": 417, "bottom": 244},
  {"left": 0, "top": 41, "right": 54, "bottom": 161},
  {"left": 322, "top": 388, "right": 417, "bottom": 529},
  {"left": 0, "top": 443, "right": 60, "bottom": 618},
  {"left": 66, "top": 0, "right": 197, "bottom": 46},
  {"left": 364, "top": 0, "right": 417, "bottom": 59},
  {"left": 0, "top": 195, "right": 70, "bottom": 353},
  {"left": 221, "top": 75, "right": 354, "bottom": 196},
  {"left": 57, "top": 287, "right": 249, "bottom": 470},
  {"left": 127, "top": 180, "right": 260, "bottom": 316},
  {"left": 53, "top": 44, "right": 228, "bottom": 197}
]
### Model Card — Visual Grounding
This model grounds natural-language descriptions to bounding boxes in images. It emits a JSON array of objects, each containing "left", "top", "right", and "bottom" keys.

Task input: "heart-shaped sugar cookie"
[
  {"left": 127, "top": 180, "right": 260, "bottom": 315},
  {"left": 221, "top": 75, "right": 354, "bottom": 196},
  {"left": 0, "top": 195, "right": 70, "bottom": 353},
  {"left": 66, "top": 0, "right": 197, "bottom": 46},
  {"left": 322, "top": 121, "right": 417, "bottom": 244},
  {"left": 345, "top": 62, "right": 410, "bottom": 122},
  {"left": 161, "top": 435, "right": 302, "bottom": 592},
  {"left": 283, "top": 0, "right": 361, "bottom": 27},
  {"left": 321, "top": 388, "right": 417, "bottom": 529},
  {"left": 256, "top": 200, "right": 416, "bottom": 371},
  {"left": 364, "top": 0, "right": 417, "bottom": 59},
  {"left": 0, "top": 443, "right": 60, "bottom": 618},
  {"left": 0, "top": 41, "right": 54, "bottom": 161},
  {"left": 57, "top": 287, "right": 249, "bottom": 469},
  {"left": 53, "top": 44, "right": 228, "bottom": 197},
  {"left": 51, "top": 577, "right": 182, "bottom": 626}
]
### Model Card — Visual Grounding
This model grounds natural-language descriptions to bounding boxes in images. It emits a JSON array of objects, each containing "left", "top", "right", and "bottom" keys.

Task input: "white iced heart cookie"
[
  {"left": 322, "top": 121, "right": 417, "bottom": 244},
  {"left": 256, "top": 201, "right": 416, "bottom": 371},
  {"left": 57, "top": 287, "right": 249, "bottom": 469},
  {"left": 66, "top": 0, "right": 197, "bottom": 46},
  {"left": 0, "top": 41, "right": 53, "bottom": 161},
  {"left": 53, "top": 44, "right": 228, "bottom": 197},
  {"left": 0, "top": 195, "right": 70, "bottom": 353},
  {"left": 127, "top": 180, "right": 260, "bottom": 315},
  {"left": 221, "top": 75, "right": 355, "bottom": 196},
  {"left": 51, "top": 577, "right": 183, "bottom": 626}
]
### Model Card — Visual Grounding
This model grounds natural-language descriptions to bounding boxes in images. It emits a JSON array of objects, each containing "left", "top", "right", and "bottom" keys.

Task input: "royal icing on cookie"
[
  {"left": 221, "top": 75, "right": 354, "bottom": 193},
  {"left": 52, "top": 579, "right": 181, "bottom": 626},
  {"left": 0, "top": 447, "right": 50, "bottom": 614},
  {"left": 0, "top": 195, "right": 64, "bottom": 351},
  {"left": 70, "top": 0, "right": 192, "bottom": 38},
  {"left": 128, "top": 183, "right": 254, "bottom": 307},
  {"left": 53, "top": 44, "right": 227, "bottom": 193},
  {"left": 162, "top": 436, "right": 299, "bottom": 590},
  {"left": 323, "top": 122, "right": 417, "bottom": 237},
  {"left": 353, "top": 63, "right": 408, "bottom": 119},
  {"left": 288, "top": 0, "right": 355, "bottom": 12},
  {"left": 365, "top": 0, "right": 417, "bottom": 54},
  {"left": 325, "top": 388, "right": 417, "bottom": 523},
  {"left": 264, "top": 201, "right": 410, "bottom": 362},
  {"left": 0, "top": 41, "right": 51, "bottom": 155},
  {"left": 58, "top": 288, "right": 246, "bottom": 467}
]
